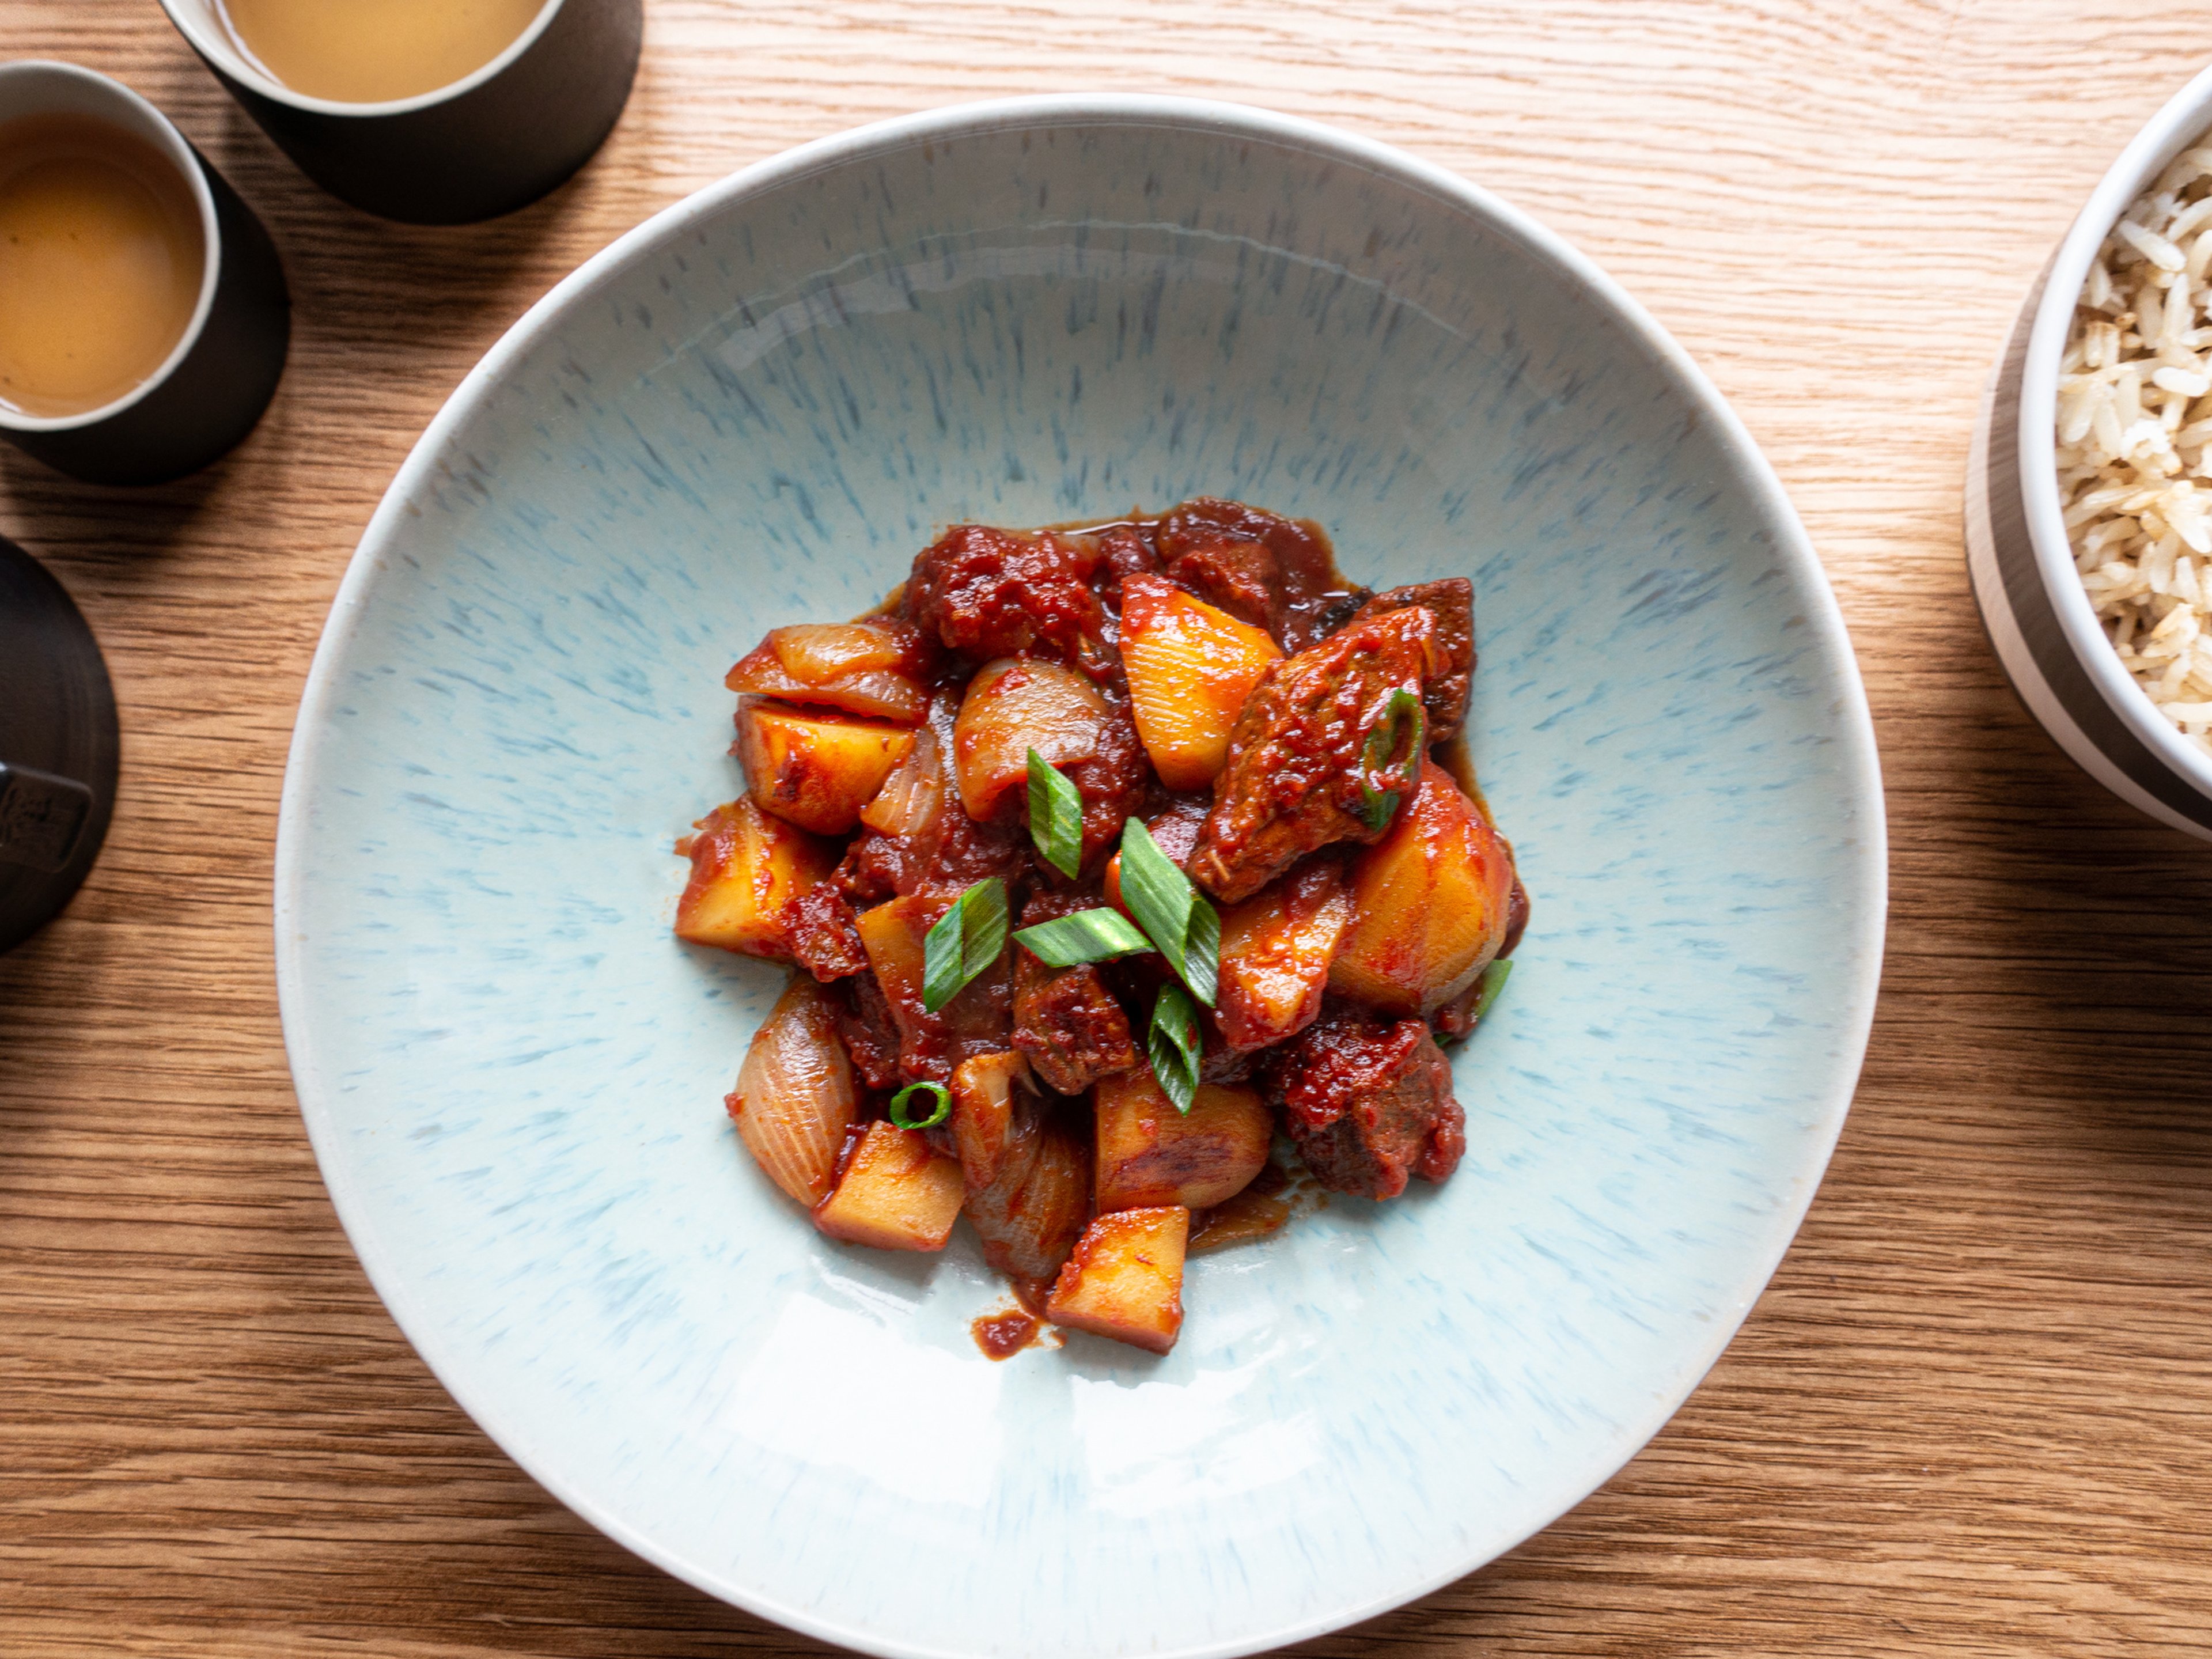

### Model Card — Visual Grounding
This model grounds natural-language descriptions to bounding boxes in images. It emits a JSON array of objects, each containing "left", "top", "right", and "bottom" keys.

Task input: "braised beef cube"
[
  {"left": 1010, "top": 889, "right": 1139, "bottom": 1094},
  {"left": 906, "top": 524, "right": 1113, "bottom": 674},
  {"left": 1190, "top": 605, "right": 1442, "bottom": 903},
  {"left": 1097, "top": 524, "right": 1160, "bottom": 581},
  {"left": 836, "top": 971, "right": 903, "bottom": 1092},
  {"left": 1353, "top": 579, "right": 1475, "bottom": 740},
  {"left": 1013, "top": 953, "right": 1138, "bottom": 1096},
  {"left": 1166, "top": 537, "right": 1277, "bottom": 629},
  {"left": 1268, "top": 1001, "right": 1464, "bottom": 1199},
  {"left": 1062, "top": 693, "right": 1152, "bottom": 869},
  {"left": 1156, "top": 497, "right": 1365, "bottom": 652},
  {"left": 786, "top": 882, "right": 869, "bottom": 981}
]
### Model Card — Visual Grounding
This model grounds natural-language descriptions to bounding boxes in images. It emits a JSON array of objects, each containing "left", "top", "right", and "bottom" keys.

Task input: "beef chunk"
[
  {"left": 1138, "top": 793, "right": 1210, "bottom": 866},
  {"left": 786, "top": 883, "right": 868, "bottom": 980},
  {"left": 1190, "top": 605, "right": 1442, "bottom": 903},
  {"left": 836, "top": 972, "right": 903, "bottom": 1092},
  {"left": 1014, "top": 955, "right": 1138, "bottom": 1095},
  {"left": 1166, "top": 537, "right": 1277, "bottom": 629},
  {"left": 1157, "top": 498, "right": 1366, "bottom": 652},
  {"left": 1010, "top": 888, "right": 1139, "bottom": 1094},
  {"left": 906, "top": 524, "right": 1113, "bottom": 674},
  {"left": 1353, "top": 579, "right": 1475, "bottom": 740},
  {"left": 1064, "top": 692, "right": 1151, "bottom": 869},
  {"left": 1268, "top": 1001, "right": 1464, "bottom": 1199},
  {"left": 1097, "top": 524, "right": 1161, "bottom": 581}
]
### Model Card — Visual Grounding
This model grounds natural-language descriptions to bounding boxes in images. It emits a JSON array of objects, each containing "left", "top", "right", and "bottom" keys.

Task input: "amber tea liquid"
[
  {"left": 217, "top": 0, "right": 548, "bottom": 104},
  {"left": 0, "top": 114, "right": 206, "bottom": 421}
]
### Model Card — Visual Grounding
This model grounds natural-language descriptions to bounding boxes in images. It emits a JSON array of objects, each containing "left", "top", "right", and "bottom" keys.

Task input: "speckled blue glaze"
[{"left": 275, "top": 97, "right": 1885, "bottom": 1659}]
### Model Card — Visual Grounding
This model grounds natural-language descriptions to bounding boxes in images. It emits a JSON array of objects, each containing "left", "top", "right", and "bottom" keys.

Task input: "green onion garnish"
[
  {"left": 1027, "top": 749, "right": 1085, "bottom": 879},
  {"left": 1116, "top": 817, "right": 1219, "bottom": 1006},
  {"left": 921, "top": 877, "right": 1009, "bottom": 1013},
  {"left": 1469, "top": 957, "right": 1513, "bottom": 1024},
  {"left": 1356, "top": 688, "right": 1427, "bottom": 832},
  {"left": 1148, "top": 982, "right": 1202, "bottom": 1115},
  {"left": 888, "top": 1080, "right": 952, "bottom": 1129},
  {"left": 1013, "top": 907, "right": 1152, "bottom": 967}
]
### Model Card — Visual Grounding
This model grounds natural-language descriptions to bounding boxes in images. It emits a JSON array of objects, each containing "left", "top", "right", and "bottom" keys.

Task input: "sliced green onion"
[
  {"left": 1356, "top": 688, "right": 1427, "bottom": 832},
  {"left": 1117, "top": 817, "right": 1219, "bottom": 1006},
  {"left": 1013, "top": 907, "right": 1152, "bottom": 967},
  {"left": 921, "top": 877, "right": 1009, "bottom": 1013},
  {"left": 1148, "top": 983, "right": 1202, "bottom": 1115},
  {"left": 1469, "top": 957, "right": 1513, "bottom": 1024},
  {"left": 888, "top": 1080, "right": 952, "bottom": 1129},
  {"left": 1027, "top": 749, "right": 1085, "bottom": 879}
]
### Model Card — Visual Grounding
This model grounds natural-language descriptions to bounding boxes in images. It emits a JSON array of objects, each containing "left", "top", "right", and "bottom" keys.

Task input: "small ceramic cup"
[
  {"left": 0, "top": 534, "right": 118, "bottom": 953},
  {"left": 158, "top": 0, "right": 644, "bottom": 225},
  {"left": 0, "top": 61, "right": 290, "bottom": 487},
  {"left": 1967, "top": 62, "right": 2212, "bottom": 840}
]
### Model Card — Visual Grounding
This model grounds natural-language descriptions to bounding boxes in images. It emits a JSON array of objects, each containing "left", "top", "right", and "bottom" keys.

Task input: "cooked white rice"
[{"left": 2056, "top": 146, "right": 2212, "bottom": 752}]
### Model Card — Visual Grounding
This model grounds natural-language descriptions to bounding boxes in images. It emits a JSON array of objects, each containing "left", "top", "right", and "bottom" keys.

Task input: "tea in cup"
[
  {"left": 161, "top": 0, "right": 643, "bottom": 224},
  {"left": 0, "top": 111, "right": 206, "bottom": 421},
  {"left": 0, "top": 62, "right": 289, "bottom": 486},
  {"left": 214, "top": 0, "right": 550, "bottom": 105}
]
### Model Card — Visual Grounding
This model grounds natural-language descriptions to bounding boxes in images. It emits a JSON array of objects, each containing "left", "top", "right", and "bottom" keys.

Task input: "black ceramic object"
[
  {"left": 161, "top": 0, "right": 643, "bottom": 225},
  {"left": 0, "top": 536, "right": 118, "bottom": 953},
  {"left": 0, "top": 62, "right": 290, "bottom": 487}
]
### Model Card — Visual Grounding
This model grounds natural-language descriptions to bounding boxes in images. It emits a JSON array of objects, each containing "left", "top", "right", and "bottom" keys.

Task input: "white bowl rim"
[
  {"left": 2018, "top": 59, "right": 2212, "bottom": 806},
  {"left": 273, "top": 92, "right": 1889, "bottom": 1659}
]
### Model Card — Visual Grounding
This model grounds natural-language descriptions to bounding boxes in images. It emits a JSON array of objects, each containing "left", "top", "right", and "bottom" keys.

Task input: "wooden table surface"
[{"left": 8, "top": 3, "right": 2212, "bottom": 1654}]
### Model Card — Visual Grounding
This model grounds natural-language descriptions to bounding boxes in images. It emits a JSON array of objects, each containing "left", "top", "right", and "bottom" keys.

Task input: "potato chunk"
[
  {"left": 1047, "top": 1207, "right": 1190, "bottom": 1354},
  {"left": 1215, "top": 859, "right": 1353, "bottom": 1051},
  {"left": 812, "top": 1120, "right": 964, "bottom": 1251},
  {"left": 1119, "top": 574, "right": 1282, "bottom": 789},
  {"left": 1094, "top": 1069, "right": 1271, "bottom": 1211},
  {"left": 726, "top": 974, "right": 857, "bottom": 1207},
  {"left": 952, "top": 656, "right": 1112, "bottom": 821},
  {"left": 1328, "top": 759, "right": 1515, "bottom": 1016},
  {"left": 736, "top": 699, "right": 916, "bottom": 835},
  {"left": 674, "top": 798, "right": 836, "bottom": 960},
  {"left": 725, "top": 618, "right": 932, "bottom": 725}
]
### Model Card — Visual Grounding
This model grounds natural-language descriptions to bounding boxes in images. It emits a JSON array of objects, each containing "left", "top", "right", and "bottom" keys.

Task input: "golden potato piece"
[
  {"left": 1329, "top": 759, "right": 1515, "bottom": 1016},
  {"left": 1046, "top": 1207, "right": 1189, "bottom": 1354},
  {"left": 673, "top": 798, "right": 836, "bottom": 960},
  {"left": 1215, "top": 859, "right": 1353, "bottom": 1051},
  {"left": 1093, "top": 1069, "right": 1271, "bottom": 1212},
  {"left": 812, "top": 1120, "right": 965, "bottom": 1251},
  {"left": 736, "top": 699, "right": 917, "bottom": 835},
  {"left": 1119, "top": 574, "right": 1282, "bottom": 789}
]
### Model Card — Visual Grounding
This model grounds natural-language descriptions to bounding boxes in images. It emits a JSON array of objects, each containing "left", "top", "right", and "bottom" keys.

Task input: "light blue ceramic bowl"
[{"left": 276, "top": 96, "right": 1885, "bottom": 1659}]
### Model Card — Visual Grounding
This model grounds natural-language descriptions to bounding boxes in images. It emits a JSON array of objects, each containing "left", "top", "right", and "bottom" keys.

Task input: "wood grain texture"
[{"left": 6, "top": 2, "right": 2212, "bottom": 1654}]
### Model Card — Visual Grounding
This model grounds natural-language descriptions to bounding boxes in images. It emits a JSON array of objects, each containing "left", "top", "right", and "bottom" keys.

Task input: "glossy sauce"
[
  {"left": 0, "top": 115, "right": 204, "bottom": 419},
  {"left": 971, "top": 1308, "right": 1042, "bottom": 1360},
  {"left": 217, "top": 0, "right": 546, "bottom": 103}
]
